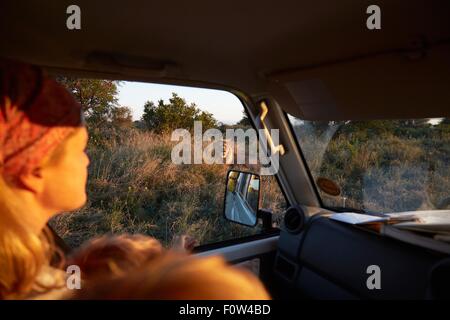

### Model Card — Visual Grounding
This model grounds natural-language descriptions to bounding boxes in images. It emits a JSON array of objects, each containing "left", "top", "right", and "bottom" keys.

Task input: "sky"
[{"left": 117, "top": 81, "right": 244, "bottom": 125}]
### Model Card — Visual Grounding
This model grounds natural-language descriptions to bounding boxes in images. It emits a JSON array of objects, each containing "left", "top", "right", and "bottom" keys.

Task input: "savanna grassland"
[
  {"left": 292, "top": 119, "right": 450, "bottom": 213},
  {"left": 50, "top": 78, "right": 286, "bottom": 248},
  {"left": 50, "top": 125, "right": 286, "bottom": 248}
]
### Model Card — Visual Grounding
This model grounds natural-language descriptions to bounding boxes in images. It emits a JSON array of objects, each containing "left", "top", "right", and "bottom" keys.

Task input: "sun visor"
[{"left": 268, "top": 43, "right": 450, "bottom": 121}]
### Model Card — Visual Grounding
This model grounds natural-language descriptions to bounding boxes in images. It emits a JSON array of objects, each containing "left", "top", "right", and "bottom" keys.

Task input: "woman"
[{"left": 0, "top": 59, "right": 269, "bottom": 300}]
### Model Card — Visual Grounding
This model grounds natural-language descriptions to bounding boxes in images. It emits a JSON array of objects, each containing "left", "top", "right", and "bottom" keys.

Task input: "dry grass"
[
  {"left": 294, "top": 123, "right": 450, "bottom": 213},
  {"left": 50, "top": 127, "right": 286, "bottom": 248}
]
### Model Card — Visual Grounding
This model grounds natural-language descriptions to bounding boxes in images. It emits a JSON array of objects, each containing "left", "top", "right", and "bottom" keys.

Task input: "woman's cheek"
[{"left": 61, "top": 155, "right": 89, "bottom": 209}]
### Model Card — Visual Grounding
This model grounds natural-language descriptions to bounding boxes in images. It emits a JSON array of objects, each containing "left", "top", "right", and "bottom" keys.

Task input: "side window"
[{"left": 49, "top": 77, "right": 287, "bottom": 248}]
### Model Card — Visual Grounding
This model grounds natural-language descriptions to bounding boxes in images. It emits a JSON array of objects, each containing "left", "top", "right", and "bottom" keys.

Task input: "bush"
[{"left": 142, "top": 93, "right": 218, "bottom": 133}]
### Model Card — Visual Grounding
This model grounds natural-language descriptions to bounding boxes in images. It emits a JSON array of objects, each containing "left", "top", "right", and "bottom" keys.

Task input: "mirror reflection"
[{"left": 224, "top": 170, "right": 260, "bottom": 226}]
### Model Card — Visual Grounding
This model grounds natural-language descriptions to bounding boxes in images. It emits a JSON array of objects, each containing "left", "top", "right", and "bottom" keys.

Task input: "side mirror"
[{"left": 224, "top": 170, "right": 260, "bottom": 227}]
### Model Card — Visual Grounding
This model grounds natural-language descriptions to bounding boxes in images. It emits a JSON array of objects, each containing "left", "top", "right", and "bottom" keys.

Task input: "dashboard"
[{"left": 273, "top": 206, "right": 450, "bottom": 299}]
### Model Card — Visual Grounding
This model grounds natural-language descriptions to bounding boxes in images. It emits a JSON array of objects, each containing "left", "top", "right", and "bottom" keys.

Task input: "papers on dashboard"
[
  {"left": 386, "top": 210, "right": 450, "bottom": 234},
  {"left": 329, "top": 210, "right": 450, "bottom": 253},
  {"left": 329, "top": 212, "right": 388, "bottom": 225},
  {"left": 330, "top": 210, "right": 450, "bottom": 243},
  {"left": 329, "top": 210, "right": 450, "bottom": 230}
]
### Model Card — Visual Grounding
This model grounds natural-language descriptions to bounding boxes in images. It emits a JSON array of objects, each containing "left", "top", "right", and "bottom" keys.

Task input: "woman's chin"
[
  {"left": 73, "top": 195, "right": 88, "bottom": 210},
  {"left": 58, "top": 194, "right": 87, "bottom": 214}
]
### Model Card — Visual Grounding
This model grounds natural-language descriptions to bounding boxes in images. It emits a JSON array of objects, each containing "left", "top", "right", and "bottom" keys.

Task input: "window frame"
[{"left": 49, "top": 81, "right": 290, "bottom": 250}]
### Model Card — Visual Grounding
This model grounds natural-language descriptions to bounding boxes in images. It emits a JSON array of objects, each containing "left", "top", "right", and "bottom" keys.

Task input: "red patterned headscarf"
[{"left": 0, "top": 59, "right": 83, "bottom": 183}]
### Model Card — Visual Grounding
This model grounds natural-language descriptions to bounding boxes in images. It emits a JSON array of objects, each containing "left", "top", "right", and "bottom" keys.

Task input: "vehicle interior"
[{"left": 1, "top": 1, "right": 449, "bottom": 300}]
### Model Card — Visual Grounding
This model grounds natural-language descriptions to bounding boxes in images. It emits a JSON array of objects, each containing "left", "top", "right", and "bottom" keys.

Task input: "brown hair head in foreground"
[{"left": 72, "top": 249, "right": 270, "bottom": 300}]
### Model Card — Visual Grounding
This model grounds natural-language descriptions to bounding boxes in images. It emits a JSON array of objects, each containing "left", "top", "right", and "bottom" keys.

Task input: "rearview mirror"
[{"left": 224, "top": 170, "right": 260, "bottom": 227}]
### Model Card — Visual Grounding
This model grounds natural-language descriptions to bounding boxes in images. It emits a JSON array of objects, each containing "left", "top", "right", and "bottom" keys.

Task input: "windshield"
[{"left": 287, "top": 116, "right": 450, "bottom": 213}]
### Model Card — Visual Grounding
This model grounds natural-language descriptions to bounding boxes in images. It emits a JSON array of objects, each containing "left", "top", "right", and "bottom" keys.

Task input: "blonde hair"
[
  {"left": 0, "top": 132, "right": 74, "bottom": 299},
  {"left": 0, "top": 177, "right": 58, "bottom": 299}
]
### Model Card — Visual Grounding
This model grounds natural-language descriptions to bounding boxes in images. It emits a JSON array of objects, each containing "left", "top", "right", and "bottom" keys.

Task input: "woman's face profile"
[{"left": 39, "top": 127, "right": 90, "bottom": 216}]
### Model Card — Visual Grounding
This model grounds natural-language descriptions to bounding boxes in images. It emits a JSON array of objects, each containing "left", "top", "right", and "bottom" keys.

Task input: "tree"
[
  {"left": 142, "top": 93, "right": 218, "bottom": 133},
  {"left": 236, "top": 111, "right": 252, "bottom": 127},
  {"left": 441, "top": 118, "right": 450, "bottom": 125},
  {"left": 396, "top": 119, "right": 431, "bottom": 127},
  {"left": 111, "top": 106, "right": 133, "bottom": 128},
  {"left": 56, "top": 76, "right": 120, "bottom": 125}
]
